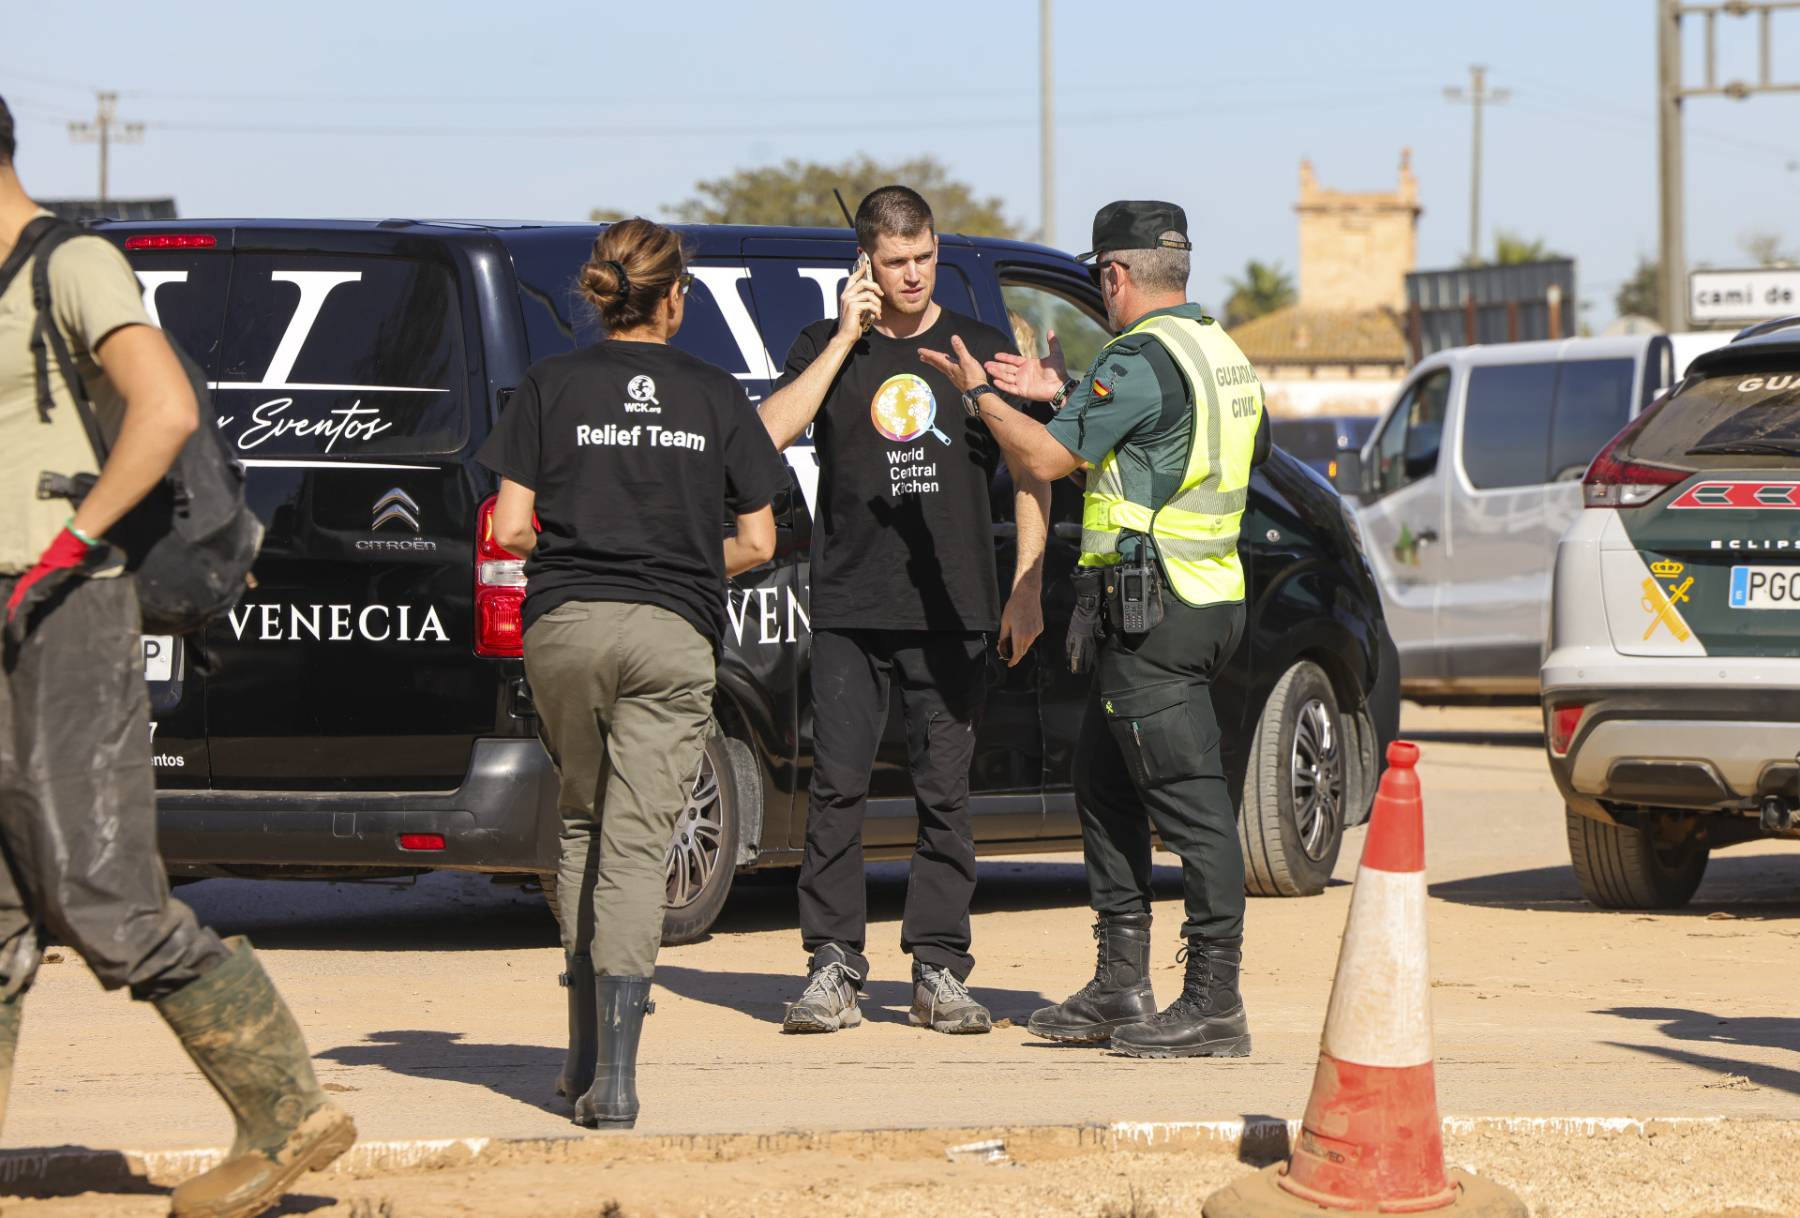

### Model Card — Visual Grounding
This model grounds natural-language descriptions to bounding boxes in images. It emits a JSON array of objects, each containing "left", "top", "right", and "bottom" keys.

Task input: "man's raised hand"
[
  {"left": 985, "top": 330, "right": 1068, "bottom": 403},
  {"left": 836, "top": 260, "right": 883, "bottom": 341}
]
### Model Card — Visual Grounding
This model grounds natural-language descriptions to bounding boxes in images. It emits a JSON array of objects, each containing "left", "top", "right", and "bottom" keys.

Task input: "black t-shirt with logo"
[
  {"left": 477, "top": 339, "right": 789, "bottom": 646},
  {"left": 780, "top": 308, "right": 1015, "bottom": 633}
]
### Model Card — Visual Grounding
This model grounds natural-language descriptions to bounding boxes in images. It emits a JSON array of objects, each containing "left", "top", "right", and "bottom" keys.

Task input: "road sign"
[{"left": 1689, "top": 267, "right": 1800, "bottom": 325}]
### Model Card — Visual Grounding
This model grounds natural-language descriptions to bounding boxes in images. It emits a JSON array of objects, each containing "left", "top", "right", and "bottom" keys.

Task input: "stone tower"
[{"left": 1295, "top": 150, "right": 1421, "bottom": 312}]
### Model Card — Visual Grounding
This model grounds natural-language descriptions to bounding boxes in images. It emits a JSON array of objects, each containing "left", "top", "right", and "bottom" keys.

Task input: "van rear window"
[
  {"left": 213, "top": 255, "right": 467, "bottom": 458},
  {"left": 1624, "top": 369, "right": 1800, "bottom": 467}
]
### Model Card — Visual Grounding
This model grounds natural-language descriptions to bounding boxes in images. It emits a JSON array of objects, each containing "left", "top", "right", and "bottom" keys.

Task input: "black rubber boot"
[
  {"left": 1109, "top": 936, "right": 1252, "bottom": 1059},
  {"left": 574, "top": 976, "right": 653, "bottom": 1130},
  {"left": 0, "top": 990, "right": 22, "bottom": 1136},
  {"left": 556, "top": 953, "right": 597, "bottom": 1100},
  {"left": 155, "top": 937, "right": 357, "bottom": 1218},
  {"left": 1027, "top": 913, "right": 1156, "bottom": 1044}
]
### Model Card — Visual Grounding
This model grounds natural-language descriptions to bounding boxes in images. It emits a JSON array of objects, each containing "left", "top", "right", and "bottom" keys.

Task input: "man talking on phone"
[
  {"left": 922, "top": 201, "right": 1269, "bottom": 1059},
  {"left": 759, "top": 186, "right": 1049, "bottom": 1035}
]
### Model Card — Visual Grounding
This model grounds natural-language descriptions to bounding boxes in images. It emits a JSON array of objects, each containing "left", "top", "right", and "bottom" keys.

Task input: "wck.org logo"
[
  {"left": 356, "top": 488, "right": 437, "bottom": 553},
  {"left": 625, "top": 375, "right": 661, "bottom": 414}
]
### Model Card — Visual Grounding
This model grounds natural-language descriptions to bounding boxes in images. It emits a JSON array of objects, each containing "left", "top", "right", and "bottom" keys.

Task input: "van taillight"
[
  {"left": 1582, "top": 396, "right": 1686, "bottom": 509},
  {"left": 123, "top": 234, "right": 218, "bottom": 250},
  {"left": 475, "top": 495, "right": 527, "bottom": 658},
  {"left": 1547, "top": 704, "right": 1587, "bottom": 756}
]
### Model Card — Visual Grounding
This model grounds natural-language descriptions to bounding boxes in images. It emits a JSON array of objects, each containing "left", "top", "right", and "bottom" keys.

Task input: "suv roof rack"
[{"left": 1732, "top": 314, "right": 1800, "bottom": 342}]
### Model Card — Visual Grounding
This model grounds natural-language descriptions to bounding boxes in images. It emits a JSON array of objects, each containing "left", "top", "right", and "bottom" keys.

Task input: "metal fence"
[{"left": 1404, "top": 259, "right": 1576, "bottom": 361}]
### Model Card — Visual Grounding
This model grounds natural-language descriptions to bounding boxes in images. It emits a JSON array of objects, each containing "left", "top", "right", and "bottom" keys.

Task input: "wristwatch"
[
  {"left": 1050, "top": 377, "right": 1081, "bottom": 410},
  {"left": 961, "top": 383, "right": 999, "bottom": 417}
]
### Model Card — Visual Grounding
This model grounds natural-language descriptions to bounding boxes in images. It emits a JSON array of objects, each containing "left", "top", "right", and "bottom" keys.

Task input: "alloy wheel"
[
  {"left": 1289, "top": 698, "right": 1345, "bottom": 863},
  {"left": 666, "top": 753, "right": 724, "bottom": 909}
]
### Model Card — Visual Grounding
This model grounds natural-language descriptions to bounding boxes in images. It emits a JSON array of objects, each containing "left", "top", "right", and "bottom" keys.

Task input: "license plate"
[
  {"left": 143, "top": 635, "right": 178, "bottom": 682},
  {"left": 1728, "top": 565, "right": 1800, "bottom": 609}
]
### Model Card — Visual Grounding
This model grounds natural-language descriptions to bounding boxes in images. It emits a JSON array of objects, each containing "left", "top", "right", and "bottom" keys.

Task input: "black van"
[{"left": 104, "top": 219, "right": 1400, "bottom": 941}]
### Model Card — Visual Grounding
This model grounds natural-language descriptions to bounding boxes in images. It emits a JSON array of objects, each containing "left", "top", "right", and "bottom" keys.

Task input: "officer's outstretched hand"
[{"left": 986, "top": 330, "right": 1068, "bottom": 403}]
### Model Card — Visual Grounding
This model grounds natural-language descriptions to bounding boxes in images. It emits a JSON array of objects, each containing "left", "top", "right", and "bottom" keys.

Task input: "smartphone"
[{"left": 849, "top": 250, "right": 873, "bottom": 332}]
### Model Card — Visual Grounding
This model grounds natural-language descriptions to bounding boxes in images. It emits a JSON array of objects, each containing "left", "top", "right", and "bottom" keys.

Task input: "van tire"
[
  {"left": 1566, "top": 806, "right": 1708, "bottom": 910},
  {"left": 1240, "top": 661, "right": 1347, "bottom": 897},
  {"left": 539, "top": 733, "right": 751, "bottom": 947}
]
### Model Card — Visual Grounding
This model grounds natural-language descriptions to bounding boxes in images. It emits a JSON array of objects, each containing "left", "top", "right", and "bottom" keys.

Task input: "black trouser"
[
  {"left": 0, "top": 576, "right": 227, "bottom": 1001},
  {"left": 1072, "top": 598, "right": 1247, "bottom": 942},
  {"left": 798, "top": 629, "right": 987, "bottom": 981}
]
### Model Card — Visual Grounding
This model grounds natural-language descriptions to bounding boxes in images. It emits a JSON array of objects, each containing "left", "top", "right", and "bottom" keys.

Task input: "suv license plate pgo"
[
  {"left": 143, "top": 635, "right": 178, "bottom": 682},
  {"left": 1728, "top": 566, "right": 1800, "bottom": 609}
]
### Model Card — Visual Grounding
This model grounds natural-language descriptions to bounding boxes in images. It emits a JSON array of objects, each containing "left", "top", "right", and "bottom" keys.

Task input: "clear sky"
[{"left": 7, "top": 0, "right": 1799, "bottom": 327}]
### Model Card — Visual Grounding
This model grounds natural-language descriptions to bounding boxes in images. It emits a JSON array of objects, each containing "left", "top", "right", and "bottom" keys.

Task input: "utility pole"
[
  {"left": 1040, "top": 0, "right": 1054, "bottom": 245},
  {"left": 1444, "top": 66, "right": 1509, "bottom": 265},
  {"left": 68, "top": 91, "right": 143, "bottom": 209},
  {"left": 1658, "top": 1, "right": 1800, "bottom": 330}
]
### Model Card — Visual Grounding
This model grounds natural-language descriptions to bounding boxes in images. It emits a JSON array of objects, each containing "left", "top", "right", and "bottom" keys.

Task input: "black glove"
[{"left": 1066, "top": 568, "right": 1104, "bottom": 675}]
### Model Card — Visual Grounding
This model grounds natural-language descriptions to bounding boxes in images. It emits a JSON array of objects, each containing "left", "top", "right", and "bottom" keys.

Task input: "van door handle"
[{"left": 1052, "top": 522, "right": 1084, "bottom": 542}]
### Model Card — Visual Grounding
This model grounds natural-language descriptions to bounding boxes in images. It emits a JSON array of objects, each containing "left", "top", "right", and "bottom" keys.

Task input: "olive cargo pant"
[
  {"left": 1073, "top": 599, "right": 1247, "bottom": 942},
  {"left": 525, "top": 600, "right": 715, "bottom": 978},
  {"left": 0, "top": 575, "right": 227, "bottom": 1001}
]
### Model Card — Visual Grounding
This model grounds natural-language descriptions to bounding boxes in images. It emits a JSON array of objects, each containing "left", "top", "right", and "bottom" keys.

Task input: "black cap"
[{"left": 1076, "top": 200, "right": 1191, "bottom": 263}]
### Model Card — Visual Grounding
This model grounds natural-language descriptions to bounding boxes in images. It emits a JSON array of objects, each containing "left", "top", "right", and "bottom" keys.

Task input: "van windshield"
[
  {"left": 1622, "top": 368, "right": 1800, "bottom": 468},
  {"left": 212, "top": 255, "right": 468, "bottom": 458}
]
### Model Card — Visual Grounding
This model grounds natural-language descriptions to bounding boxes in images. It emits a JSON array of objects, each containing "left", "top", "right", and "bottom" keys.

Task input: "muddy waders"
[
  {"left": 573, "top": 976, "right": 652, "bottom": 1129},
  {"left": 0, "top": 990, "right": 20, "bottom": 1133},
  {"left": 154, "top": 937, "right": 356, "bottom": 1218}
]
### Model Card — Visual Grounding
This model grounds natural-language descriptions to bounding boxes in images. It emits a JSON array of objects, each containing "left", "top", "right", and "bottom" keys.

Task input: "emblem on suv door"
[{"left": 372, "top": 488, "right": 422, "bottom": 531}]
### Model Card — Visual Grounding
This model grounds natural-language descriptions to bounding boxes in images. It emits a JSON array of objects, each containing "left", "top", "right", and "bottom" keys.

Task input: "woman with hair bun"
[{"left": 477, "top": 217, "right": 788, "bottom": 1129}]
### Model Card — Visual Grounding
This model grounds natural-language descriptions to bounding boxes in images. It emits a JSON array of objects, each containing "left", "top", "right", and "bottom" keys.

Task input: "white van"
[{"left": 1334, "top": 333, "right": 1730, "bottom": 699}]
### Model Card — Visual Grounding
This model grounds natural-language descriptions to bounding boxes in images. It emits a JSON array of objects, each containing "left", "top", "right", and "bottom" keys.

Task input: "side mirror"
[{"left": 1332, "top": 447, "right": 1364, "bottom": 498}]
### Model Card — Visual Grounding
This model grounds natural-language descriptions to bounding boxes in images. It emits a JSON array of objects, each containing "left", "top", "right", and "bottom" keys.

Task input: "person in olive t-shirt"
[
  {"left": 478, "top": 218, "right": 786, "bottom": 1129},
  {"left": 0, "top": 95, "right": 355, "bottom": 1216},
  {"left": 758, "top": 186, "right": 1050, "bottom": 1037}
]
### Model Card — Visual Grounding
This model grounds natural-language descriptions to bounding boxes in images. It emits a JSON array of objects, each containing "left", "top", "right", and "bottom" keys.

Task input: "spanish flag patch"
[{"left": 1092, "top": 379, "right": 1112, "bottom": 398}]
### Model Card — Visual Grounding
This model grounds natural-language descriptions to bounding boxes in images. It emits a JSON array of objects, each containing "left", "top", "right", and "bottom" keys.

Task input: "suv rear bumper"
[
  {"left": 157, "top": 738, "right": 560, "bottom": 873},
  {"left": 1541, "top": 665, "right": 1800, "bottom": 817}
]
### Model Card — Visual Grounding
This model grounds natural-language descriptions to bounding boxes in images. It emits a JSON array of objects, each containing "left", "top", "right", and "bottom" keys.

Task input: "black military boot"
[
  {"left": 1109, "top": 936, "right": 1251, "bottom": 1059},
  {"left": 573, "top": 976, "right": 653, "bottom": 1130},
  {"left": 555, "top": 953, "right": 596, "bottom": 1100},
  {"left": 1027, "top": 913, "right": 1156, "bottom": 1044}
]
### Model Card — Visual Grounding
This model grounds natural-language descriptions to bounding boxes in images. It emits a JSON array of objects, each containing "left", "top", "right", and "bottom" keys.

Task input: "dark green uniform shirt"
[{"left": 1045, "top": 304, "right": 1270, "bottom": 517}]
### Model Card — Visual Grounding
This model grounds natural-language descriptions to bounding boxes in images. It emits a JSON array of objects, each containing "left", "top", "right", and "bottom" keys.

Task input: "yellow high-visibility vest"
[{"left": 1079, "top": 312, "right": 1264, "bottom": 607}]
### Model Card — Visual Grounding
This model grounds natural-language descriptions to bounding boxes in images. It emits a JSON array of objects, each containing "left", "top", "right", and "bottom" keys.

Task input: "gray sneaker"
[
  {"left": 911, "top": 962, "right": 991, "bottom": 1034},
  {"left": 782, "top": 953, "right": 863, "bottom": 1033}
]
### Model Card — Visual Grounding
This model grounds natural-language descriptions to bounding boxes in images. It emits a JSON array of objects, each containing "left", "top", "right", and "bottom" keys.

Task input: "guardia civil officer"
[
  {"left": 921, "top": 201, "right": 1269, "bottom": 1058},
  {"left": 0, "top": 95, "right": 355, "bottom": 1215},
  {"left": 480, "top": 218, "right": 787, "bottom": 1125}
]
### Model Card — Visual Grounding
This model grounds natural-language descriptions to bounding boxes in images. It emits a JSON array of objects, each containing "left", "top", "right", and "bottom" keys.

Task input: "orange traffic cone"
[{"left": 1203, "top": 742, "right": 1526, "bottom": 1217}]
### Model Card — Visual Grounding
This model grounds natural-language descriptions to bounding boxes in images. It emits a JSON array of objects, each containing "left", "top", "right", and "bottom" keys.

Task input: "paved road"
[{"left": 8, "top": 705, "right": 1798, "bottom": 1154}]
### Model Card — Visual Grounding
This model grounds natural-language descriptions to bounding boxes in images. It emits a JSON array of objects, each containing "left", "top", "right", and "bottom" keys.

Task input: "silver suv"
[{"left": 1542, "top": 318, "right": 1800, "bottom": 908}]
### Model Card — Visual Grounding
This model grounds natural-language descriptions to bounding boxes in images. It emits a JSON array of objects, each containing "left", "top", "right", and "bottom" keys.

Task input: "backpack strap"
[{"left": 25, "top": 219, "right": 114, "bottom": 462}]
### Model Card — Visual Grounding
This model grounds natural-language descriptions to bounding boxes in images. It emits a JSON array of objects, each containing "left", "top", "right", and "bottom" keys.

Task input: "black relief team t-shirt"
[
  {"left": 477, "top": 340, "right": 789, "bottom": 647},
  {"left": 780, "top": 309, "right": 1015, "bottom": 633}
]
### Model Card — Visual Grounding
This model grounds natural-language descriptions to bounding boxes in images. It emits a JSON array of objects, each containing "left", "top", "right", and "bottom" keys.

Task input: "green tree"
[
  {"left": 648, "top": 155, "right": 1020, "bottom": 237},
  {"left": 1740, "top": 230, "right": 1796, "bottom": 267},
  {"left": 588, "top": 207, "right": 633, "bottom": 222},
  {"left": 1615, "top": 257, "right": 1659, "bottom": 320},
  {"left": 1223, "top": 260, "right": 1295, "bottom": 328},
  {"left": 1491, "top": 230, "right": 1558, "bottom": 265}
]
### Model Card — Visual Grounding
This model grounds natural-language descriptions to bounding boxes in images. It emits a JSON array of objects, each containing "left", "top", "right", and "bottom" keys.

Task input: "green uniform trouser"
[
  {"left": 1072, "top": 598, "right": 1247, "bottom": 942},
  {"left": 524, "top": 600, "right": 715, "bottom": 977}
]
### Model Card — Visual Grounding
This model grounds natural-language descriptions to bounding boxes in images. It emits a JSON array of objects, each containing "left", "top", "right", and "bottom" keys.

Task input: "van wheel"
[
  {"left": 662, "top": 734, "right": 752, "bottom": 945},
  {"left": 538, "top": 733, "right": 754, "bottom": 946},
  {"left": 1566, "top": 806, "right": 1708, "bottom": 909},
  {"left": 1240, "top": 661, "right": 1347, "bottom": 897}
]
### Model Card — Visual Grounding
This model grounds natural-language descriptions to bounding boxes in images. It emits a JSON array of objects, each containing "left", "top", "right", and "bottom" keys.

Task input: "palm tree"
[{"left": 1224, "top": 260, "right": 1296, "bottom": 327}]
